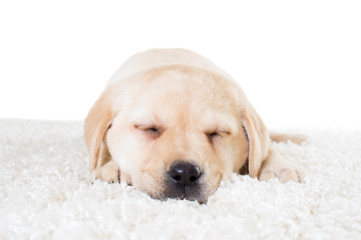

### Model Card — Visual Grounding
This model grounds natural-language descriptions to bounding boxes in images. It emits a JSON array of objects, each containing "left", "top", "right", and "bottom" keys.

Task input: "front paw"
[
  {"left": 259, "top": 165, "right": 305, "bottom": 183},
  {"left": 90, "top": 161, "right": 120, "bottom": 183}
]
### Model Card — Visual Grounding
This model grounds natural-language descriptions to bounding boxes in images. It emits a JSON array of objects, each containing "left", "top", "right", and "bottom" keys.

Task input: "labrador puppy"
[{"left": 84, "top": 49, "right": 305, "bottom": 202}]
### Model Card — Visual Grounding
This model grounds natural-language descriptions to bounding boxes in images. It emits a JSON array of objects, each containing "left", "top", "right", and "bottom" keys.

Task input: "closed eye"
[
  {"left": 205, "top": 130, "right": 230, "bottom": 143},
  {"left": 207, "top": 131, "right": 220, "bottom": 139},
  {"left": 134, "top": 124, "right": 163, "bottom": 139}
]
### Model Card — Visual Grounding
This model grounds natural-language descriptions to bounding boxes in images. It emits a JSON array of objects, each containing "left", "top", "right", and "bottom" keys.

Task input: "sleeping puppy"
[{"left": 84, "top": 49, "right": 305, "bottom": 202}]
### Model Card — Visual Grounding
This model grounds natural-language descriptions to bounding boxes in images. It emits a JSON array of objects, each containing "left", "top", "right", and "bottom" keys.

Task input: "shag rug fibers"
[{"left": 1, "top": 119, "right": 361, "bottom": 239}]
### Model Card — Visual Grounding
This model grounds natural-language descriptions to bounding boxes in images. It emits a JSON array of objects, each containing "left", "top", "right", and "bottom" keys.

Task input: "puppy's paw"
[
  {"left": 90, "top": 160, "right": 120, "bottom": 184},
  {"left": 259, "top": 165, "right": 305, "bottom": 183}
]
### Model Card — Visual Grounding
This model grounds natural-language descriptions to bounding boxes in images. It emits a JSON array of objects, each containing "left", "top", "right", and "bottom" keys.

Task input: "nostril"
[
  {"left": 169, "top": 162, "right": 201, "bottom": 186},
  {"left": 173, "top": 175, "right": 182, "bottom": 182},
  {"left": 190, "top": 175, "right": 198, "bottom": 182}
]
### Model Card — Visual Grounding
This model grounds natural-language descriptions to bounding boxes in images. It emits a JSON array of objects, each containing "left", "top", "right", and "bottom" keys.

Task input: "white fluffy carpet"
[{"left": 1, "top": 119, "right": 361, "bottom": 239}]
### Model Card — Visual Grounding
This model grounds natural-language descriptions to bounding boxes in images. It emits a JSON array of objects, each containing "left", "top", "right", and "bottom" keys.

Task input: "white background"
[{"left": 1, "top": 0, "right": 360, "bottom": 130}]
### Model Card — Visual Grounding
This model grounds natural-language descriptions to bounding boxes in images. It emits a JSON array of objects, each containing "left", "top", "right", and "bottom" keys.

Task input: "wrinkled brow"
[
  {"left": 129, "top": 108, "right": 156, "bottom": 125},
  {"left": 129, "top": 107, "right": 239, "bottom": 134}
]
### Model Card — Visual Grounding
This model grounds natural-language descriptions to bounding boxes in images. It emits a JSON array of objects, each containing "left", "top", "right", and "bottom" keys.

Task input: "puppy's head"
[{"left": 85, "top": 65, "right": 270, "bottom": 202}]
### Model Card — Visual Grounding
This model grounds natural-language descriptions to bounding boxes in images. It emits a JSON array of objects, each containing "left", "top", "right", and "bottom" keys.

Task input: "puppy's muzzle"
[{"left": 164, "top": 161, "right": 204, "bottom": 201}]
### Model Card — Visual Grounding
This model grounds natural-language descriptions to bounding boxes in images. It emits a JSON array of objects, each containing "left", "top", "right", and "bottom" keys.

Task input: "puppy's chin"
[
  {"left": 151, "top": 192, "right": 209, "bottom": 204},
  {"left": 138, "top": 182, "right": 210, "bottom": 204}
]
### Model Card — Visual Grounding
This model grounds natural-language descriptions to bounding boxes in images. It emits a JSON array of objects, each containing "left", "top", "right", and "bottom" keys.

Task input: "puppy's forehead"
[
  {"left": 139, "top": 67, "right": 237, "bottom": 106},
  {"left": 126, "top": 68, "right": 240, "bottom": 131}
]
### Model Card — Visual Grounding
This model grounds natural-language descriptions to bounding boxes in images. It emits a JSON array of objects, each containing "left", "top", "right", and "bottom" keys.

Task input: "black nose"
[{"left": 169, "top": 162, "right": 201, "bottom": 187}]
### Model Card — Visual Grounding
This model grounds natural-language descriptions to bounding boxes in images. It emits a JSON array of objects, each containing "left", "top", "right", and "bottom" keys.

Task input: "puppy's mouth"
[
  {"left": 161, "top": 161, "right": 208, "bottom": 203},
  {"left": 163, "top": 179, "right": 206, "bottom": 202}
]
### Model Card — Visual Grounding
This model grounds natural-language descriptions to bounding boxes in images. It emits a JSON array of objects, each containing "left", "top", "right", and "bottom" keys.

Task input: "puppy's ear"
[
  {"left": 242, "top": 104, "right": 271, "bottom": 178},
  {"left": 84, "top": 87, "right": 118, "bottom": 171}
]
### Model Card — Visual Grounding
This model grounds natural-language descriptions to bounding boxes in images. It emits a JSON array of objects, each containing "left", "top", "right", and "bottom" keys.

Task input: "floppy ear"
[
  {"left": 242, "top": 104, "right": 271, "bottom": 178},
  {"left": 84, "top": 87, "right": 118, "bottom": 171}
]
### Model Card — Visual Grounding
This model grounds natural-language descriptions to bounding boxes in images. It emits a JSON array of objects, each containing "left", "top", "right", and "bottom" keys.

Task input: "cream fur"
[{"left": 84, "top": 49, "right": 305, "bottom": 201}]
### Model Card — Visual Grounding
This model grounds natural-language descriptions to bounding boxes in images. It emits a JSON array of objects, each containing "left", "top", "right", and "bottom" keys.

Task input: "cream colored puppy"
[{"left": 84, "top": 49, "right": 305, "bottom": 202}]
